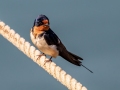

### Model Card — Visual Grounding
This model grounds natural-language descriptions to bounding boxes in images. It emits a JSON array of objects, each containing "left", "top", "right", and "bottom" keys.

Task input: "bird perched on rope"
[{"left": 30, "top": 14, "right": 93, "bottom": 73}]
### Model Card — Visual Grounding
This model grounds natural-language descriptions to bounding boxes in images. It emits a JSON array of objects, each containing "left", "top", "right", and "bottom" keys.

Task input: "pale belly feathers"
[{"left": 30, "top": 31, "right": 59, "bottom": 58}]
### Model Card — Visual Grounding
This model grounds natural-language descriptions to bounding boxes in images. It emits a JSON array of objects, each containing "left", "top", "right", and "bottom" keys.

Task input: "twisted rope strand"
[{"left": 0, "top": 21, "right": 87, "bottom": 90}]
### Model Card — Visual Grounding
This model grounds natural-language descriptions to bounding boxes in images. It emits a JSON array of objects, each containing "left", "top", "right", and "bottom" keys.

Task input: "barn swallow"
[{"left": 30, "top": 14, "right": 93, "bottom": 73}]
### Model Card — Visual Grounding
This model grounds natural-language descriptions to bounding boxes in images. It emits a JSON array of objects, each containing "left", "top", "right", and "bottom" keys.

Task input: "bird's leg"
[
  {"left": 44, "top": 57, "right": 52, "bottom": 65},
  {"left": 46, "top": 56, "right": 52, "bottom": 62},
  {"left": 37, "top": 53, "right": 46, "bottom": 60}
]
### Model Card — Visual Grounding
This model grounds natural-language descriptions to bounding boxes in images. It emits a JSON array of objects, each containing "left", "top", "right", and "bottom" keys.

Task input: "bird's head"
[{"left": 33, "top": 14, "right": 50, "bottom": 31}]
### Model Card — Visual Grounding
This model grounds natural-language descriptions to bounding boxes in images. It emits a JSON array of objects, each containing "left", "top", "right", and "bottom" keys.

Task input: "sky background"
[{"left": 0, "top": 0, "right": 120, "bottom": 90}]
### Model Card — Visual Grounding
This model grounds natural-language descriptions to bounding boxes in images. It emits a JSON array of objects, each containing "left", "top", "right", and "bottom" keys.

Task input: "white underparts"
[{"left": 30, "top": 31, "right": 59, "bottom": 58}]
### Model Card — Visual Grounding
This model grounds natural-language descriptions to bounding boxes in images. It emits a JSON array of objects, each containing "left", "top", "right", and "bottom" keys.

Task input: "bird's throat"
[
  {"left": 34, "top": 26, "right": 44, "bottom": 33},
  {"left": 32, "top": 26, "right": 49, "bottom": 38}
]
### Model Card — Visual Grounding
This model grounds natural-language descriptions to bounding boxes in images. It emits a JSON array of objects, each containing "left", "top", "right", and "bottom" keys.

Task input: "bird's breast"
[{"left": 30, "top": 31, "right": 59, "bottom": 58}]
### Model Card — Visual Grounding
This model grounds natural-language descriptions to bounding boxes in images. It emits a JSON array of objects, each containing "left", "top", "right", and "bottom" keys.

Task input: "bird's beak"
[
  {"left": 42, "top": 19, "right": 49, "bottom": 26},
  {"left": 44, "top": 24, "right": 49, "bottom": 26},
  {"left": 43, "top": 23, "right": 50, "bottom": 30}
]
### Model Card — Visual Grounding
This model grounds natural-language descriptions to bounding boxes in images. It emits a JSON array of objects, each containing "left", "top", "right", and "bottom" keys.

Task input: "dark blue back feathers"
[{"left": 39, "top": 29, "right": 60, "bottom": 46}]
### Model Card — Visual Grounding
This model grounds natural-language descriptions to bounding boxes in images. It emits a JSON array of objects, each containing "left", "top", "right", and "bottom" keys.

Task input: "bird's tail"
[
  {"left": 60, "top": 50, "right": 93, "bottom": 73},
  {"left": 59, "top": 50, "right": 83, "bottom": 66}
]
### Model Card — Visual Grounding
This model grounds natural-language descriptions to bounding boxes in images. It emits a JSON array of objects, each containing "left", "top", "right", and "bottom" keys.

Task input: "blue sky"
[{"left": 0, "top": 0, "right": 120, "bottom": 90}]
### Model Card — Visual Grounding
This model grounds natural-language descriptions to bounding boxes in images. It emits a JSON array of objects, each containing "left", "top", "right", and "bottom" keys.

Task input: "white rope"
[{"left": 0, "top": 21, "right": 87, "bottom": 90}]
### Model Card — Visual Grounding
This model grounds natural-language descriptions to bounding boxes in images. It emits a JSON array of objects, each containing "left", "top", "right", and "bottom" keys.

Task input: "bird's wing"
[
  {"left": 42, "top": 29, "right": 83, "bottom": 66},
  {"left": 42, "top": 29, "right": 66, "bottom": 51},
  {"left": 43, "top": 29, "right": 61, "bottom": 45}
]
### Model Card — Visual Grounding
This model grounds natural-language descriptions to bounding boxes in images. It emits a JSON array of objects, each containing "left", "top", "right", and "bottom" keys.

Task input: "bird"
[{"left": 30, "top": 14, "right": 93, "bottom": 73}]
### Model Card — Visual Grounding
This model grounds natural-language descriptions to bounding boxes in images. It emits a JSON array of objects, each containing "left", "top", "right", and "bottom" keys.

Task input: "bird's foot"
[
  {"left": 36, "top": 53, "right": 45, "bottom": 60},
  {"left": 44, "top": 59, "right": 52, "bottom": 66},
  {"left": 45, "top": 59, "right": 52, "bottom": 63},
  {"left": 44, "top": 57, "right": 52, "bottom": 65}
]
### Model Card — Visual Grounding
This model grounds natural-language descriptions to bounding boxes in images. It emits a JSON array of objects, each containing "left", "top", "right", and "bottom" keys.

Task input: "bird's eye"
[
  {"left": 35, "top": 21, "right": 43, "bottom": 26},
  {"left": 38, "top": 22, "right": 43, "bottom": 25},
  {"left": 35, "top": 18, "right": 44, "bottom": 26}
]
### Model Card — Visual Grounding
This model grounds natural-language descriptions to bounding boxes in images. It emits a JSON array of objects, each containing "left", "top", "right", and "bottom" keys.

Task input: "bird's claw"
[
  {"left": 36, "top": 54, "right": 45, "bottom": 61},
  {"left": 44, "top": 59, "right": 52, "bottom": 66}
]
